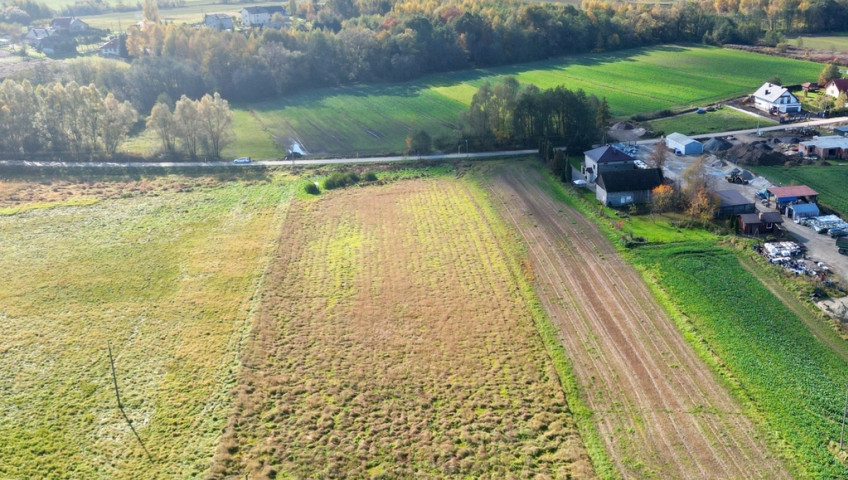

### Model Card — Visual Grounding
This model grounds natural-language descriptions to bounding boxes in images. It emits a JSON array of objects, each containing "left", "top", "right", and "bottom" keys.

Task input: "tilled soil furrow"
[{"left": 483, "top": 164, "right": 789, "bottom": 480}]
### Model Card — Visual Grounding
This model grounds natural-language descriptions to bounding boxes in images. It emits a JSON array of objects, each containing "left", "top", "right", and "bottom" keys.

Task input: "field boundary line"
[{"left": 469, "top": 170, "right": 619, "bottom": 480}]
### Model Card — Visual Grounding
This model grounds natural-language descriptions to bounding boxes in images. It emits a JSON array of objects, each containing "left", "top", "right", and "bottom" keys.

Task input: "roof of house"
[
  {"left": 800, "top": 135, "right": 848, "bottom": 149},
  {"left": 596, "top": 168, "right": 663, "bottom": 193},
  {"left": 768, "top": 185, "right": 819, "bottom": 198},
  {"left": 788, "top": 203, "right": 820, "bottom": 214},
  {"left": 827, "top": 78, "right": 848, "bottom": 93},
  {"left": 26, "top": 28, "right": 51, "bottom": 40},
  {"left": 51, "top": 17, "right": 86, "bottom": 28},
  {"left": 242, "top": 6, "right": 287, "bottom": 14},
  {"left": 739, "top": 213, "right": 761, "bottom": 224},
  {"left": 666, "top": 132, "right": 701, "bottom": 146},
  {"left": 753, "top": 82, "right": 797, "bottom": 103},
  {"left": 584, "top": 145, "right": 634, "bottom": 164},
  {"left": 100, "top": 37, "right": 119, "bottom": 50},
  {"left": 716, "top": 189, "right": 752, "bottom": 207},
  {"left": 759, "top": 211, "right": 783, "bottom": 224}
]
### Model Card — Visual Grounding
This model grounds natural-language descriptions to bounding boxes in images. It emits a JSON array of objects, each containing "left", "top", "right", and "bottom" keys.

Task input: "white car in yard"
[{"left": 233, "top": 157, "right": 251, "bottom": 164}]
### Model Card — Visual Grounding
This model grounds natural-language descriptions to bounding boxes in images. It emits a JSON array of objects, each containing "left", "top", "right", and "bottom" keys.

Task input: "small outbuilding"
[
  {"left": 716, "top": 189, "right": 755, "bottom": 217},
  {"left": 595, "top": 168, "right": 664, "bottom": 207},
  {"left": 738, "top": 211, "right": 784, "bottom": 235},
  {"left": 665, "top": 132, "right": 703, "bottom": 155},
  {"left": 767, "top": 185, "right": 819, "bottom": 209},
  {"left": 834, "top": 126, "right": 848, "bottom": 137},
  {"left": 786, "top": 202, "right": 820, "bottom": 221}
]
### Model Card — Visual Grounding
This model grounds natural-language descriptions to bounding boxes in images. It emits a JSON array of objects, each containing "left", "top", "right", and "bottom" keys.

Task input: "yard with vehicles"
[
  {"left": 236, "top": 45, "right": 822, "bottom": 157},
  {"left": 750, "top": 164, "right": 848, "bottom": 218}
]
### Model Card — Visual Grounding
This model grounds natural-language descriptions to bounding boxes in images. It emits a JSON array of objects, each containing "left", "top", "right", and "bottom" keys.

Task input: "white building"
[
  {"left": 752, "top": 82, "right": 801, "bottom": 114},
  {"left": 665, "top": 132, "right": 703, "bottom": 155},
  {"left": 240, "top": 6, "right": 287, "bottom": 27}
]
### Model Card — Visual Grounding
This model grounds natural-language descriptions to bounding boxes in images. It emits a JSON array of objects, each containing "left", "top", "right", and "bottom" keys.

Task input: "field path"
[{"left": 481, "top": 162, "right": 789, "bottom": 479}]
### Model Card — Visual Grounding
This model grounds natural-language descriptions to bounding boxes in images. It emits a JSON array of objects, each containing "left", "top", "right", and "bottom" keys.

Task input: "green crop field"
[
  {"left": 751, "top": 164, "right": 848, "bottom": 217},
  {"left": 790, "top": 34, "right": 848, "bottom": 54},
  {"left": 240, "top": 45, "right": 823, "bottom": 157},
  {"left": 0, "top": 172, "right": 293, "bottom": 479},
  {"left": 629, "top": 244, "right": 848, "bottom": 478},
  {"left": 647, "top": 107, "right": 777, "bottom": 136}
]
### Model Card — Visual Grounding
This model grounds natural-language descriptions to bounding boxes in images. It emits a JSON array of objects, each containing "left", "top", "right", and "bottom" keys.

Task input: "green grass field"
[
  {"left": 239, "top": 45, "right": 823, "bottom": 157},
  {"left": 751, "top": 164, "right": 848, "bottom": 217},
  {"left": 791, "top": 34, "right": 848, "bottom": 54},
  {"left": 647, "top": 107, "right": 778, "bottom": 136},
  {"left": 0, "top": 173, "right": 293, "bottom": 479},
  {"left": 630, "top": 244, "right": 848, "bottom": 478}
]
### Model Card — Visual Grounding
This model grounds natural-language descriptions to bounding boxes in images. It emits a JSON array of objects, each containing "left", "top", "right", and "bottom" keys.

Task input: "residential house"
[
  {"left": 665, "top": 132, "right": 703, "bottom": 156},
  {"left": 99, "top": 37, "right": 124, "bottom": 57},
  {"left": 716, "top": 189, "right": 755, "bottom": 218},
  {"left": 50, "top": 17, "right": 89, "bottom": 32},
  {"left": 582, "top": 145, "right": 635, "bottom": 184},
  {"left": 825, "top": 78, "right": 848, "bottom": 100},
  {"left": 23, "top": 28, "right": 51, "bottom": 47},
  {"left": 752, "top": 82, "right": 802, "bottom": 114},
  {"left": 799, "top": 135, "right": 848, "bottom": 159},
  {"left": 204, "top": 13, "right": 233, "bottom": 31},
  {"left": 240, "top": 6, "right": 287, "bottom": 27},
  {"left": 595, "top": 168, "right": 664, "bottom": 207},
  {"left": 738, "top": 211, "right": 783, "bottom": 235}
]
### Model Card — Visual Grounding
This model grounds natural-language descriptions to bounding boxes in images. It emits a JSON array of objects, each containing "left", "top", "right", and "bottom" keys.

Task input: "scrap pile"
[
  {"left": 758, "top": 241, "right": 831, "bottom": 278},
  {"left": 801, "top": 215, "right": 848, "bottom": 234}
]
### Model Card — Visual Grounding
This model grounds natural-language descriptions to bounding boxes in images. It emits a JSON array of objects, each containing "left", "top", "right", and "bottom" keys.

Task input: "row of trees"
[
  {"left": 22, "top": 0, "right": 838, "bottom": 110},
  {"left": 462, "top": 77, "right": 605, "bottom": 152},
  {"left": 0, "top": 79, "right": 136, "bottom": 156},
  {"left": 145, "top": 93, "right": 234, "bottom": 159}
]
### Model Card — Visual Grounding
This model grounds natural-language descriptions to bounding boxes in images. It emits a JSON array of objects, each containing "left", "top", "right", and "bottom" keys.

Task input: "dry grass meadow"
[
  {"left": 209, "top": 174, "right": 596, "bottom": 479},
  {"left": 0, "top": 172, "right": 293, "bottom": 479}
]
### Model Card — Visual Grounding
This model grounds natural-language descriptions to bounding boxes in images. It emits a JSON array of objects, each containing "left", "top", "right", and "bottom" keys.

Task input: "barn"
[
  {"left": 767, "top": 185, "right": 819, "bottom": 210},
  {"left": 738, "top": 211, "right": 784, "bottom": 235},
  {"left": 665, "top": 132, "right": 703, "bottom": 156},
  {"left": 786, "top": 203, "right": 820, "bottom": 221},
  {"left": 716, "top": 189, "right": 755, "bottom": 217},
  {"left": 595, "top": 168, "right": 664, "bottom": 207}
]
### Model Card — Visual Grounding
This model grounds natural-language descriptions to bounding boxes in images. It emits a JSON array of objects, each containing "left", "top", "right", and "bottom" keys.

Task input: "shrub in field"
[
  {"left": 323, "top": 171, "right": 360, "bottom": 189},
  {"left": 304, "top": 183, "right": 320, "bottom": 195},
  {"left": 364, "top": 172, "right": 377, "bottom": 182}
]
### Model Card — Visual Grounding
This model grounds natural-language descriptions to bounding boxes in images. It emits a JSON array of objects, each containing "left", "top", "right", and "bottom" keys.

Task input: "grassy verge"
[{"left": 647, "top": 107, "right": 777, "bottom": 136}]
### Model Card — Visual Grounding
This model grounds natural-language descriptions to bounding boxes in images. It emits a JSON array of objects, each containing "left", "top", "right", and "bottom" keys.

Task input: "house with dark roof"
[
  {"left": 825, "top": 78, "right": 848, "bottom": 100},
  {"left": 752, "top": 82, "right": 801, "bottom": 114},
  {"left": 50, "top": 17, "right": 88, "bottom": 32},
  {"left": 595, "top": 168, "right": 663, "bottom": 207},
  {"left": 24, "top": 27, "right": 51, "bottom": 47},
  {"left": 204, "top": 13, "right": 234, "bottom": 31},
  {"left": 241, "top": 6, "right": 288, "bottom": 27},
  {"left": 738, "top": 211, "right": 784, "bottom": 235},
  {"left": 716, "top": 189, "right": 755, "bottom": 217},
  {"left": 582, "top": 145, "right": 635, "bottom": 183}
]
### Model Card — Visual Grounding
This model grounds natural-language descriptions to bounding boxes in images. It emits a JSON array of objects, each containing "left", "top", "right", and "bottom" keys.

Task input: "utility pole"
[{"left": 108, "top": 341, "right": 154, "bottom": 463}]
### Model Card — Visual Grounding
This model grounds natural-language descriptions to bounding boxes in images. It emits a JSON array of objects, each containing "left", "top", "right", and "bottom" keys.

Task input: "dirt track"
[{"left": 483, "top": 162, "right": 789, "bottom": 479}]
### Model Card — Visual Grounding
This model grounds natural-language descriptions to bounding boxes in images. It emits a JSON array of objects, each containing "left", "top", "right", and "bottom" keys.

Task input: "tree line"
[
  {"left": 461, "top": 76, "right": 605, "bottom": 154},
  {"left": 0, "top": 79, "right": 136, "bottom": 156},
  {"left": 146, "top": 93, "right": 235, "bottom": 159},
  {"left": 15, "top": 0, "right": 848, "bottom": 111}
]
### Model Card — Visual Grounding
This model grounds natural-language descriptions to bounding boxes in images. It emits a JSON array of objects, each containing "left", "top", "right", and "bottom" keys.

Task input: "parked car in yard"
[
  {"left": 829, "top": 228, "right": 848, "bottom": 238},
  {"left": 233, "top": 156, "right": 251, "bottom": 164}
]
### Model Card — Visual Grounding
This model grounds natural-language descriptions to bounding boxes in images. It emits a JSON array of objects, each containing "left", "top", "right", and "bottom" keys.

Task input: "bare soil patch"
[
  {"left": 211, "top": 178, "right": 596, "bottom": 479},
  {"left": 481, "top": 162, "right": 789, "bottom": 479}
]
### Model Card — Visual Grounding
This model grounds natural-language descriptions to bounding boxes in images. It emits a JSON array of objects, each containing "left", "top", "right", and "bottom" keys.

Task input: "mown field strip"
[
  {"left": 209, "top": 176, "right": 597, "bottom": 479},
  {"left": 482, "top": 162, "right": 788, "bottom": 479}
]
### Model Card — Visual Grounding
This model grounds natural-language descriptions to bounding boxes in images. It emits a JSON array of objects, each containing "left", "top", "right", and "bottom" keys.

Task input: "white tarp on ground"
[{"left": 764, "top": 241, "right": 802, "bottom": 258}]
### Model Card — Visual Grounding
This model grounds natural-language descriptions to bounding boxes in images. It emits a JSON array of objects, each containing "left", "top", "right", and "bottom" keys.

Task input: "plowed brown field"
[
  {"left": 481, "top": 162, "right": 790, "bottom": 479},
  {"left": 210, "top": 177, "right": 596, "bottom": 479}
]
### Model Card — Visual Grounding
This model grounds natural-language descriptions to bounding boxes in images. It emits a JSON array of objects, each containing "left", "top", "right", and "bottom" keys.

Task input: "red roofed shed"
[{"left": 767, "top": 185, "right": 818, "bottom": 209}]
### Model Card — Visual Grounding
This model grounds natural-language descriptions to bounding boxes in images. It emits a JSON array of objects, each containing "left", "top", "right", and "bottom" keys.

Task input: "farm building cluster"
[{"left": 577, "top": 145, "right": 664, "bottom": 207}]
